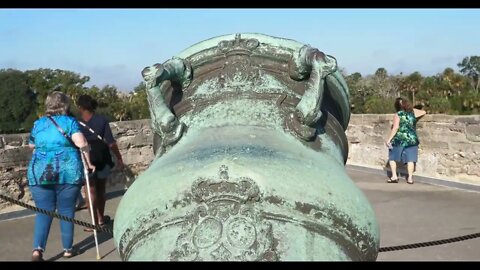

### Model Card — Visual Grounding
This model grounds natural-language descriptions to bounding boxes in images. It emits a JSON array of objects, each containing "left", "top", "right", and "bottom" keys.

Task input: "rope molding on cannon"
[{"left": 1, "top": 191, "right": 479, "bottom": 254}]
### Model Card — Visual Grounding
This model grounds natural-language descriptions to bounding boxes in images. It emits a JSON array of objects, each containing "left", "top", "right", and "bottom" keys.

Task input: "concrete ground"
[{"left": 1, "top": 167, "right": 479, "bottom": 261}]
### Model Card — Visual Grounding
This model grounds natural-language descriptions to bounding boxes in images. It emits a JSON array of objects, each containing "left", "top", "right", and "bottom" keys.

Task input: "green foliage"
[
  {"left": 346, "top": 56, "right": 480, "bottom": 115},
  {"left": 0, "top": 68, "right": 151, "bottom": 133},
  {"left": 128, "top": 82, "right": 150, "bottom": 120},
  {"left": 25, "top": 69, "right": 90, "bottom": 116},
  {"left": 363, "top": 96, "right": 396, "bottom": 114},
  {"left": 448, "top": 91, "right": 480, "bottom": 115},
  {"left": 458, "top": 56, "right": 480, "bottom": 93},
  {"left": 426, "top": 97, "right": 451, "bottom": 114},
  {"left": 0, "top": 69, "right": 37, "bottom": 133},
  {"left": 374, "top": 67, "right": 388, "bottom": 79}
]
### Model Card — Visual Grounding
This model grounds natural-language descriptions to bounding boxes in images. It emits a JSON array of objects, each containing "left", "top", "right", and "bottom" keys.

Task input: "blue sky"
[{"left": 1, "top": 9, "right": 479, "bottom": 91}]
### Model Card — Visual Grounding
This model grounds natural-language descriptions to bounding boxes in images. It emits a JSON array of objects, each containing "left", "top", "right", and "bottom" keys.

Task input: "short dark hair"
[
  {"left": 394, "top": 97, "right": 413, "bottom": 112},
  {"left": 77, "top": 94, "right": 98, "bottom": 112}
]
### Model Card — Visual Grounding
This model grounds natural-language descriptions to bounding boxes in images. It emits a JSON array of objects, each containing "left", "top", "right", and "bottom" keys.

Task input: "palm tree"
[{"left": 458, "top": 56, "right": 480, "bottom": 94}]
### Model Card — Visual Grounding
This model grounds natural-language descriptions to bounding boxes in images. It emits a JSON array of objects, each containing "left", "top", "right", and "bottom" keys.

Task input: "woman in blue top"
[
  {"left": 385, "top": 97, "right": 426, "bottom": 184},
  {"left": 28, "top": 91, "right": 95, "bottom": 261}
]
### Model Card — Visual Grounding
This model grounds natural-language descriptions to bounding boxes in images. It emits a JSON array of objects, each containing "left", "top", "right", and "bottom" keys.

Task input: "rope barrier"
[
  {"left": 2, "top": 192, "right": 480, "bottom": 253},
  {"left": 0, "top": 193, "right": 112, "bottom": 234}
]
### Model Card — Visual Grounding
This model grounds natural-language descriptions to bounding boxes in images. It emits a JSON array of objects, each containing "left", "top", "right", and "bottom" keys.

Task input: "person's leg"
[
  {"left": 94, "top": 165, "right": 111, "bottom": 225},
  {"left": 84, "top": 177, "right": 99, "bottom": 225},
  {"left": 30, "top": 185, "right": 56, "bottom": 255},
  {"left": 76, "top": 187, "right": 86, "bottom": 209},
  {"left": 407, "top": 162, "right": 415, "bottom": 183},
  {"left": 388, "top": 147, "right": 402, "bottom": 182},
  {"left": 389, "top": 160, "right": 398, "bottom": 180},
  {"left": 82, "top": 185, "right": 88, "bottom": 208},
  {"left": 56, "top": 184, "right": 81, "bottom": 254},
  {"left": 95, "top": 178, "right": 107, "bottom": 224},
  {"left": 405, "top": 146, "right": 418, "bottom": 184}
]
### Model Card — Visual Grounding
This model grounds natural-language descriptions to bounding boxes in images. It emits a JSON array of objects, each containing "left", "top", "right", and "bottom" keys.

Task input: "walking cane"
[{"left": 80, "top": 152, "right": 101, "bottom": 260}]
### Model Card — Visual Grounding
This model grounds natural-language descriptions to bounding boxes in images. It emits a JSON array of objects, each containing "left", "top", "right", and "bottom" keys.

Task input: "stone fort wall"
[{"left": 1, "top": 115, "right": 479, "bottom": 210}]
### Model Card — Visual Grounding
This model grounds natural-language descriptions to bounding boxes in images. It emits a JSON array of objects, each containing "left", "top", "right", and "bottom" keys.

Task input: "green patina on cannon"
[{"left": 113, "top": 33, "right": 380, "bottom": 261}]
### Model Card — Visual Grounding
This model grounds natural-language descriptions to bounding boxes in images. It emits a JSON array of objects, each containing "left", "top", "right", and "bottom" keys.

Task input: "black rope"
[
  {"left": 3, "top": 192, "right": 480, "bottom": 252},
  {"left": 0, "top": 193, "right": 112, "bottom": 234},
  {"left": 378, "top": 232, "right": 480, "bottom": 252}
]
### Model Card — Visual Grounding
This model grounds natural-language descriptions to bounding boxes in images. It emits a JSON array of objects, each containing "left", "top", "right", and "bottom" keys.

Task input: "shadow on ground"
[
  {"left": 46, "top": 220, "right": 116, "bottom": 261},
  {"left": 44, "top": 190, "right": 124, "bottom": 261}
]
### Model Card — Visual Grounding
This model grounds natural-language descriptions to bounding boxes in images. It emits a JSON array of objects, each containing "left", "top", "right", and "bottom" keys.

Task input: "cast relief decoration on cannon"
[
  {"left": 217, "top": 34, "right": 261, "bottom": 90},
  {"left": 170, "top": 165, "right": 277, "bottom": 261}
]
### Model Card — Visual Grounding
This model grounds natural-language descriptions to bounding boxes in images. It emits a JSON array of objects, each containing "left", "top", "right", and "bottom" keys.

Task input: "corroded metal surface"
[{"left": 114, "top": 33, "right": 379, "bottom": 261}]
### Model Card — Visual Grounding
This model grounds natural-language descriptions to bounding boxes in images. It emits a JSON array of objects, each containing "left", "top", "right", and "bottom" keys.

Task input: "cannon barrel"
[{"left": 113, "top": 33, "right": 380, "bottom": 261}]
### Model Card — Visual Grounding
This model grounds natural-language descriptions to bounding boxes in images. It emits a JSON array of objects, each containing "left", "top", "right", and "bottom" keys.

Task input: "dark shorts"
[
  {"left": 96, "top": 164, "right": 111, "bottom": 179},
  {"left": 388, "top": 145, "right": 418, "bottom": 163}
]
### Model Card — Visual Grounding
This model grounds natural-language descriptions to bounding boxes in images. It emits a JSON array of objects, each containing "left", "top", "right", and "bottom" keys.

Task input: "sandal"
[
  {"left": 31, "top": 249, "right": 44, "bottom": 262},
  {"left": 63, "top": 249, "right": 77, "bottom": 259},
  {"left": 83, "top": 216, "right": 111, "bottom": 232},
  {"left": 98, "top": 216, "right": 111, "bottom": 230},
  {"left": 83, "top": 227, "right": 96, "bottom": 232},
  {"left": 101, "top": 215, "right": 111, "bottom": 225},
  {"left": 387, "top": 177, "right": 399, "bottom": 183},
  {"left": 76, "top": 203, "right": 88, "bottom": 211},
  {"left": 407, "top": 176, "right": 414, "bottom": 184}
]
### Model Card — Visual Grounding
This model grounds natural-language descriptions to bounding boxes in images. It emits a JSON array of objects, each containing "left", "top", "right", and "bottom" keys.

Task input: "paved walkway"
[{"left": 1, "top": 167, "right": 479, "bottom": 261}]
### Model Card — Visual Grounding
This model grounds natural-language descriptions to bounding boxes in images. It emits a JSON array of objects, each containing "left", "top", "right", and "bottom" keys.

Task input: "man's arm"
[
  {"left": 109, "top": 143, "right": 124, "bottom": 170},
  {"left": 102, "top": 118, "right": 124, "bottom": 170}
]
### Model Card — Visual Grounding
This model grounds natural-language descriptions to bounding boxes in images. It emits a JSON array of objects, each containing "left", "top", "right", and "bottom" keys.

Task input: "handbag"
[{"left": 78, "top": 120, "right": 114, "bottom": 171}]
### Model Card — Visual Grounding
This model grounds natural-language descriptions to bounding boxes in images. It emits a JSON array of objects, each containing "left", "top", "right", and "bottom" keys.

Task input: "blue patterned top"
[{"left": 27, "top": 115, "right": 85, "bottom": 186}]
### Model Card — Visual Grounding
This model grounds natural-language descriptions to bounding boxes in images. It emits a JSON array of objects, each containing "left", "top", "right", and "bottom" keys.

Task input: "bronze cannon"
[{"left": 113, "top": 33, "right": 380, "bottom": 261}]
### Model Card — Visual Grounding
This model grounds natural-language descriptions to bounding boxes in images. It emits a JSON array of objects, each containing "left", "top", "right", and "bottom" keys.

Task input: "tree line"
[
  {"left": 345, "top": 56, "right": 480, "bottom": 114},
  {"left": 0, "top": 68, "right": 149, "bottom": 133},
  {"left": 0, "top": 56, "right": 479, "bottom": 133}
]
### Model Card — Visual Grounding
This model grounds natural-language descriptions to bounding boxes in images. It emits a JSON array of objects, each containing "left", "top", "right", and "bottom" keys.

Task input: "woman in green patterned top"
[{"left": 385, "top": 97, "right": 426, "bottom": 184}]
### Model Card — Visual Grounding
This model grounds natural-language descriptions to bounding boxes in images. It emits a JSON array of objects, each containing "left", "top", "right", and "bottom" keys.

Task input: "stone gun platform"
[{"left": 0, "top": 166, "right": 479, "bottom": 261}]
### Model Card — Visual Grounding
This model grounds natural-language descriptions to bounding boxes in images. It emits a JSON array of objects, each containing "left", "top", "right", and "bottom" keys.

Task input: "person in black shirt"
[{"left": 76, "top": 94, "right": 124, "bottom": 230}]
